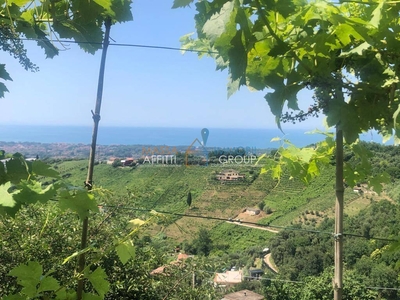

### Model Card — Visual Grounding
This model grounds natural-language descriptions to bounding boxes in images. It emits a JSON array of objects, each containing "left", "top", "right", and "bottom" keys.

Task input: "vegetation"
[
  {"left": 1, "top": 142, "right": 399, "bottom": 299},
  {"left": 1, "top": 0, "right": 133, "bottom": 97}
]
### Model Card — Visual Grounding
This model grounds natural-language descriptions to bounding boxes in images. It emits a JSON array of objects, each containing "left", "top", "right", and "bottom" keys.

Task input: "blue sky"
[{"left": 1, "top": 0, "right": 324, "bottom": 131}]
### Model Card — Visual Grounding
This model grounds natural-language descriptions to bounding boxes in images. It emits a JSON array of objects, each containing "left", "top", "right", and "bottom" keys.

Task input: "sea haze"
[{"left": 0, "top": 125, "right": 378, "bottom": 148}]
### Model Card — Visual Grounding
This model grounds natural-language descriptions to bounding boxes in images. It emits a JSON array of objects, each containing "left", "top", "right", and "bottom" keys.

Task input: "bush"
[
  {"left": 112, "top": 159, "right": 122, "bottom": 168},
  {"left": 264, "top": 206, "right": 272, "bottom": 214}
]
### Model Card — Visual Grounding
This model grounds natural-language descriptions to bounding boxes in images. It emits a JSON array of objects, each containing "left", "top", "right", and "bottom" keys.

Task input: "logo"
[
  {"left": 185, "top": 128, "right": 257, "bottom": 167},
  {"left": 185, "top": 128, "right": 209, "bottom": 166}
]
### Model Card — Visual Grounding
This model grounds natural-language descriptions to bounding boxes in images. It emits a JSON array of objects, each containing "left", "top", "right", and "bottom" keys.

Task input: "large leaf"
[
  {"left": 58, "top": 189, "right": 99, "bottom": 219},
  {"left": 31, "top": 160, "right": 59, "bottom": 178},
  {"left": 86, "top": 267, "right": 110, "bottom": 298},
  {"left": 13, "top": 181, "right": 56, "bottom": 205},
  {"left": 202, "top": 1, "right": 235, "bottom": 42},
  {"left": 115, "top": 240, "right": 136, "bottom": 265},
  {"left": 8, "top": 261, "right": 43, "bottom": 298},
  {"left": 0, "top": 182, "right": 17, "bottom": 208},
  {"left": 5, "top": 156, "right": 29, "bottom": 184},
  {"left": 0, "top": 64, "right": 13, "bottom": 81}
]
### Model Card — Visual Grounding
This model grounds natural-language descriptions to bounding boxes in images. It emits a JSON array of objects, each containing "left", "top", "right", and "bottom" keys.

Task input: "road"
[
  {"left": 263, "top": 253, "right": 278, "bottom": 273},
  {"left": 227, "top": 220, "right": 279, "bottom": 273}
]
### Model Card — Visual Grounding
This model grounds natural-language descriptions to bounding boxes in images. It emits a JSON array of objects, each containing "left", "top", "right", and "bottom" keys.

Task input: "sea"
[{"left": 0, "top": 125, "right": 389, "bottom": 149}]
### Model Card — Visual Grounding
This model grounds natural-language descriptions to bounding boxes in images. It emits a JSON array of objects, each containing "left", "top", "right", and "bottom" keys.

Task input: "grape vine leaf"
[
  {"left": 8, "top": 261, "right": 43, "bottom": 298},
  {"left": 0, "top": 182, "right": 19, "bottom": 217},
  {"left": 202, "top": 1, "right": 236, "bottom": 43},
  {"left": 82, "top": 293, "right": 103, "bottom": 300},
  {"left": 115, "top": 240, "right": 136, "bottom": 265},
  {"left": 13, "top": 181, "right": 56, "bottom": 205},
  {"left": 31, "top": 160, "right": 60, "bottom": 178},
  {"left": 86, "top": 267, "right": 110, "bottom": 298},
  {"left": 0, "top": 160, "right": 7, "bottom": 185},
  {"left": 0, "top": 64, "right": 12, "bottom": 81},
  {"left": 37, "top": 276, "right": 60, "bottom": 293},
  {"left": 58, "top": 189, "right": 99, "bottom": 219},
  {"left": 172, "top": 0, "right": 194, "bottom": 8},
  {"left": 5, "top": 157, "right": 29, "bottom": 184}
]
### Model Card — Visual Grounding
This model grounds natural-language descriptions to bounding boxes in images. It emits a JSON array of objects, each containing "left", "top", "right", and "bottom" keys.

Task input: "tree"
[
  {"left": 112, "top": 158, "right": 123, "bottom": 168},
  {"left": 174, "top": 0, "right": 398, "bottom": 298},
  {"left": 194, "top": 228, "right": 213, "bottom": 256},
  {"left": 187, "top": 191, "right": 193, "bottom": 208},
  {"left": 0, "top": 0, "right": 133, "bottom": 97}
]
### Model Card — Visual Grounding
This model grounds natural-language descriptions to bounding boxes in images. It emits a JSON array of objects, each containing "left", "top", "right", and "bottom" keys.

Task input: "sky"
[{"left": 1, "top": 0, "right": 324, "bottom": 131}]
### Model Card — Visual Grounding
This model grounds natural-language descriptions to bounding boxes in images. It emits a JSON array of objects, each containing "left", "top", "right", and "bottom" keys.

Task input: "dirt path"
[
  {"left": 227, "top": 210, "right": 280, "bottom": 272},
  {"left": 227, "top": 221, "right": 279, "bottom": 233},
  {"left": 264, "top": 253, "right": 278, "bottom": 273}
]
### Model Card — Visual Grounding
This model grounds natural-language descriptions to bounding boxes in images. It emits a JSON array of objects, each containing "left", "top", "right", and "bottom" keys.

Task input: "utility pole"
[
  {"left": 77, "top": 18, "right": 111, "bottom": 300},
  {"left": 334, "top": 128, "right": 344, "bottom": 300}
]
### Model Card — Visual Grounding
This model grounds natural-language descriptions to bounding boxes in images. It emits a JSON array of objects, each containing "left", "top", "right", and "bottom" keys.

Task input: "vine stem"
[{"left": 77, "top": 18, "right": 111, "bottom": 300}]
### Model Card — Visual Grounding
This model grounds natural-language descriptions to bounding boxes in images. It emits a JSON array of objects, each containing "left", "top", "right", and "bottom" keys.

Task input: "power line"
[
  {"left": 100, "top": 204, "right": 398, "bottom": 242},
  {"left": 16, "top": 37, "right": 219, "bottom": 55}
]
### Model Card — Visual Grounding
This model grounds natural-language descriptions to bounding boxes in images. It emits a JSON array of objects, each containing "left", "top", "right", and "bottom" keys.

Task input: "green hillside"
[{"left": 55, "top": 159, "right": 376, "bottom": 249}]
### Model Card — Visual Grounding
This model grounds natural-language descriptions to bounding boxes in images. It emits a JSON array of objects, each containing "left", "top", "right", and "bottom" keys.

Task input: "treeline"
[{"left": 266, "top": 200, "right": 400, "bottom": 299}]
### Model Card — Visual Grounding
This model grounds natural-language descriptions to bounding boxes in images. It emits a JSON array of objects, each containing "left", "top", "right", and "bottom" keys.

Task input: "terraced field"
[{"left": 55, "top": 160, "right": 379, "bottom": 248}]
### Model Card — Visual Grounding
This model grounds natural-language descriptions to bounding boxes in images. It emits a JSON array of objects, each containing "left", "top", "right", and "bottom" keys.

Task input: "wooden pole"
[
  {"left": 77, "top": 18, "right": 111, "bottom": 300},
  {"left": 334, "top": 127, "right": 344, "bottom": 300}
]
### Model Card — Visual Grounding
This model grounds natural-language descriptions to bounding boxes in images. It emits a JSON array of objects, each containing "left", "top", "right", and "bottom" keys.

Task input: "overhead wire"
[
  {"left": 100, "top": 204, "right": 399, "bottom": 242},
  {"left": 15, "top": 37, "right": 219, "bottom": 55}
]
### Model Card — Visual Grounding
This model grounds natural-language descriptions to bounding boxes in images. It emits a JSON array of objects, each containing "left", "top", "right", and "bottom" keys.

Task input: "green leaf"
[
  {"left": 227, "top": 76, "right": 240, "bottom": 98},
  {"left": 0, "top": 160, "right": 7, "bottom": 185},
  {"left": 31, "top": 160, "right": 59, "bottom": 178},
  {"left": 34, "top": 26, "right": 59, "bottom": 58},
  {"left": 172, "top": 0, "right": 194, "bottom": 8},
  {"left": 0, "top": 82, "right": 9, "bottom": 98},
  {"left": 55, "top": 288, "right": 77, "bottom": 300},
  {"left": 82, "top": 293, "right": 103, "bottom": 300},
  {"left": 228, "top": 29, "right": 247, "bottom": 84},
  {"left": 58, "top": 189, "right": 99, "bottom": 219},
  {"left": 368, "top": 172, "right": 390, "bottom": 194},
  {"left": 370, "top": 1, "right": 384, "bottom": 28},
  {"left": 6, "top": 157, "right": 29, "bottom": 184},
  {"left": 0, "top": 64, "right": 12, "bottom": 81},
  {"left": 115, "top": 240, "right": 136, "bottom": 265},
  {"left": 37, "top": 276, "right": 60, "bottom": 293},
  {"left": 8, "top": 0, "right": 30, "bottom": 6},
  {"left": 86, "top": 267, "right": 110, "bottom": 298},
  {"left": 202, "top": 1, "right": 235, "bottom": 43},
  {"left": 9, "top": 261, "right": 42, "bottom": 298},
  {"left": 13, "top": 181, "right": 56, "bottom": 205},
  {"left": 111, "top": 0, "right": 133, "bottom": 22},
  {"left": 93, "top": 0, "right": 115, "bottom": 18},
  {"left": 0, "top": 182, "right": 19, "bottom": 216}
]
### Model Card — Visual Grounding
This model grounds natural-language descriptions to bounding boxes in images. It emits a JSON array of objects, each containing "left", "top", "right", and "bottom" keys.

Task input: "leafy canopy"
[
  {"left": 0, "top": 0, "right": 133, "bottom": 97},
  {"left": 175, "top": 0, "right": 400, "bottom": 145}
]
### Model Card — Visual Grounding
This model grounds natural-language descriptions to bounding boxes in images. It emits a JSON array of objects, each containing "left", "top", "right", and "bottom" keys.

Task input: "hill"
[{"left": 54, "top": 158, "right": 386, "bottom": 249}]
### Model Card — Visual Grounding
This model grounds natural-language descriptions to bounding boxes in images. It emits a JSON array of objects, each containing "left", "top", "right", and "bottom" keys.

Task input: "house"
[
  {"left": 214, "top": 270, "right": 243, "bottom": 288},
  {"left": 216, "top": 169, "right": 245, "bottom": 181},
  {"left": 246, "top": 208, "right": 261, "bottom": 216},
  {"left": 353, "top": 186, "right": 364, "bottom": 194},
  {"left": 222, "top": 289, "right": 264, "bottom": 300},
  {"left": 123, "top": 157, "right": 134, "bottom": 166}
]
